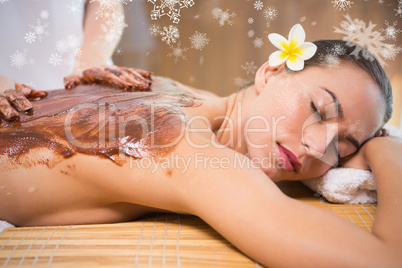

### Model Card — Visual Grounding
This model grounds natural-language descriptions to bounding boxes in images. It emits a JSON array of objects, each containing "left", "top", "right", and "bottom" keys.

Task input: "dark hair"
[{"left": 291, "top": 40, "right": 393, "bottom": 124}]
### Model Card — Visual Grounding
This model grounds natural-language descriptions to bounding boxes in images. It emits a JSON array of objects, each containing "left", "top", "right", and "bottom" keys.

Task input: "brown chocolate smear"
[{"left": 0, "top": 77, "right": 201, "bottom": 167}]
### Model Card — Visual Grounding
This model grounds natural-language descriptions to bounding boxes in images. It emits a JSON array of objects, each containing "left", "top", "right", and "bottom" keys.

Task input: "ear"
[{"left": 254, "top": 61, "right": 282, "bottom": 95}]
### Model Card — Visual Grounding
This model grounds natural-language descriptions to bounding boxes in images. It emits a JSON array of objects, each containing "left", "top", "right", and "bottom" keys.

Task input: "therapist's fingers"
[
  {"left": 104, "top": 66, "right": 152, "bottom": 91},
  {"left": 83, "top": 68, "right": 132, "bottom": 89},
  {"left": 64, "top": 75, "right": 82, "bottom": 89},
  {"left": 4, "top": 89, "right": 33, "bottom": 112},
  {"left": 0, "top": 95, "right": 20, "bottom": 121},
  {"left": 29, "top": 90, "right": 48, "bottom": 99},
  {"left": 15, "top": 83, "right": 48, "bottom": 99}
]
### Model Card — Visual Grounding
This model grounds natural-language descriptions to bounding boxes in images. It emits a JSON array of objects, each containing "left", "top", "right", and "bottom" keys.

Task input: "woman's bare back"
[{"left": 0, "top": 77, "right": 210, "bottom": 226}]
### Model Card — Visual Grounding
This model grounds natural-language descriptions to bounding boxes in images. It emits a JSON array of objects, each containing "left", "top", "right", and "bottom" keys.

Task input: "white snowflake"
[
  {"left": 0, "top": 0, "right": 10, "bottom": 4},
  {"left": 194, "top": 14, "right": 200, "bottom": 20},
  {"left": 68, "top": 2, "right": 80, "bottom": 15},
  {"left": 161, "top": 25, "right": 180, "bottom": 45},
  {"left": 395, "top": 6, "right": 402, "bottom": 18},
  {"left": 48, "top": 53, "right": 62, "bottom": 66},
  {"left": 317, "top": 42, "right": 346, "bottom": 69},
  {"left": 253, "top": 37, "right": 264, "bottom": 48},
  {"left": 148, "top": 23, "right": 161, "bottom": 37},
  {"left": 24, "top": 31, "right": 36, "bottom": 44},
  {"left": 331, "top": 0, "right": 354, "bottom": 11},
  {"left": 254, "top": 0, "right": 264, "bottom": 10},
  {"left": 380, "top": 44, "right": 402, "bottom": 60},
  {"left": 380, "top": 21, "right": 400, "bottom": 41},
  {"left": 318, "top": 44, "right": 345, "bottom": 69},
  {"left": 189, "top": 31, "right": 209, "bottom": 50},
  {"left": 148, "top": 0, "right": 195, "bottom": 24},
  {"left": 90, "top": 0, "right": 132, "bottom": 19},
  {"left": 29, "top": 19, "right": 49, "bottom": 41},
  {"left": 55, "top": 39, "right": 70, "bottom": 54},
  {"left": 247, "top": 30, "right": 255, "bottom": 38},
  {"left": 67, "top": 34, "right": 80, "bottom": 50},
  {"left": 115, "top": 47, "right": 123, "bottom": 55},
  {"left": 330, "top": 42, "right": 347, "bottom": 56},
  {"left": 234, "top": 77, "right": 250, "bottom": 88},
  {"left": 10, "top": 50, "right": 28, "bottom": 69},
  {"left": 334, "top": 14, "right": 401, "bottom": 66},
  {"left": 248, "top": 17, "right": 254, "bottom": 24},
  {"left": 321, "top": 53, "right": 341, "bottom": 68},
  {"left": 39, "top": 10, "right": 50, "bottom": 20},
  {"left": 168, "top": 42, "right": 188, "bottom": 63},
  {"left": 263, "top": 6, "right": 278, "bottom": 21},
  {"left": 241, "top": 61, "right": 258, "bottom": 75},
  {"left": 211, "top": 8, "right": 236, "bottom": 27},
  {"left": 99, "top": 10, "right": 127, "bottom": 45}
]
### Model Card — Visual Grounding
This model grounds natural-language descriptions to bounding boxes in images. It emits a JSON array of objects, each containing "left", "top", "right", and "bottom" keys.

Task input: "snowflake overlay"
[
  {"left": 334, "top": 14, "right": 401, "bottom": 66},
  {"left": 48, "top": 53, "right": 62, "bottom": 66},
  {"left": 254, "top": 0, "right": 264, "bottom": 11},
  {"left": 90, "top": 0, "right": 132, "bottom": 19},
  {"left": 24, "top": 32, "right": 37, "bottom": 44},
  {"left": 148, "top": 0, "right": 195, "bottom": 24},
  {"left": 253, "top": 37, "right": 264, "bottom": 48},
  {"left": 68, "top": 1, "right": 81, "bottom": 15},
  {"left": 248, "top": 18, "right": 254, "bottom": 24},
  {"left": 212, "top": 8, "right": 236, "bottom": 27},
  {"left": 248, "top": 30, "right": 255, "bottom": 38},
  {"left": 51, "top": 34, "right": 81, "bottom": 67},
  {"left": 380, "top": 21, "right": 401, "bottom": 41},
  {"left": 161, "top": 25, "right": 180, "bottom": 45},
  {"left": 234, "top": 77, "right": 250, "bottom": 88},
  {"left": 263, "top": 6, "right": 278, "bottom": 21},
  {"left": 331, "top": 0, "right": 354, "bottom": 11},
  {"left": 318, "top": 42, "right": 347, "bottom": 69},
  {"left": 10, "top": 50, "right": 28, "bottom": 69},
  {"left": 241, "top": 61, "right": 258, "bottom": 75},
  {"left": 168, "top": 42, "right": 188, "bottom": 63},
  {"left": 0, "top": 0, "right": 10, "bottom": 4},
  {"left": 99, "top": 11, "right": 128, "bottom": 46},
  {"left": 148, "top": 24, "right": 161, "bottom": 37},
  {"left": 39, "top": 10, "right": 50, "bottom": 20},
  {"left": 189, "top": 31, "right": 209, "bottom": 50},
  {"left": 395, "top": 1, "right": 402, "bottom": 18},
  {"left": 29, "top": 19, "right": 49, "bottom": 41}
]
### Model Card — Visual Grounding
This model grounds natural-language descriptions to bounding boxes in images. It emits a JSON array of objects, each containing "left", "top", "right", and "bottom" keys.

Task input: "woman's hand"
[
  {"left": 339, "top": 128, "right": 392, "bottom": 170},
  {"left": 64, "top": 65, "right": 152, "bottom": 91},
  {"left": 0, "top": 75, "right": 48, "bottom": 122}
]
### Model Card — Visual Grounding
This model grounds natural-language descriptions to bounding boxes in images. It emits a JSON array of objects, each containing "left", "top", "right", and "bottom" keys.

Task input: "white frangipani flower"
[{"left": 268, "top": 24, "right": 317, "bottom": 71}]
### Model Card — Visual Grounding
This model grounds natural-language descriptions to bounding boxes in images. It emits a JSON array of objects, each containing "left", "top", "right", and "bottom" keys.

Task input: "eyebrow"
[
  {"left": 320, "top": 87, "right": 361, "bottom": 149},
  {"left": 320, "top": 87, "right": 344, "bottom": 120}
]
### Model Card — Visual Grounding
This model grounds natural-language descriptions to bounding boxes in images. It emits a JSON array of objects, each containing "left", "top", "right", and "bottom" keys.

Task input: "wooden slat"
[{"left": 0, "top": 181, "right": 377, "bottom": 267}]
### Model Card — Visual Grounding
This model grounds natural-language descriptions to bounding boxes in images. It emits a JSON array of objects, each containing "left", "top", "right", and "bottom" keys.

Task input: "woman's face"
[{"left": 244, "top": 62, "right": 386, "bottom": 181}]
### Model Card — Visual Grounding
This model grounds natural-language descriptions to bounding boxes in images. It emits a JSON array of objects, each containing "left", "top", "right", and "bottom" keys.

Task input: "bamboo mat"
[{"left": 0, "top": 181, "right": 377, "bottom": 267}]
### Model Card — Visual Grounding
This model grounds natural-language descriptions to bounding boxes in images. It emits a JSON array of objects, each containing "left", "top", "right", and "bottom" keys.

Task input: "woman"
[{"left": 0, "top": 38, "right": 401, "bottom": 267}]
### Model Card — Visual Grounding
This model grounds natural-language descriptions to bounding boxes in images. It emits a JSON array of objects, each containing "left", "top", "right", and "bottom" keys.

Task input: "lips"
[{"left": 277, "top": 144, "right": 302, "bottom": 172}]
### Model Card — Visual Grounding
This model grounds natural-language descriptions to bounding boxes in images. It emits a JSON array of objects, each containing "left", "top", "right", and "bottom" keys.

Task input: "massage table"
[{"left": 0, "top": 181, "right": 377, "bottom": 267}]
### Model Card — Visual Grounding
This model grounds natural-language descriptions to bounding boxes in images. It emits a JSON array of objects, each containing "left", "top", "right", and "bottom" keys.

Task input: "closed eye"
[{"left": 310, "top": 101, "right": 323, "bottom": 120}]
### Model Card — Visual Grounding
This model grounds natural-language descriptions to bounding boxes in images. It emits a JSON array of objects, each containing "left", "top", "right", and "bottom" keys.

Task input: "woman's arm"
[
  {"left": 168, "top": 136, "right": 402, "bottom": 267},
  {"left": 364, "top": 136, "right": 402, "bottom": 248}
]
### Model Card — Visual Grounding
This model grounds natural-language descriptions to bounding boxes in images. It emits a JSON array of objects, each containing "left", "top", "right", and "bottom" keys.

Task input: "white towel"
[
  {"left": 301, "top": 124, "right": 401, "bottom": 204},
  {"left": 302, "top": 168, "right": 377, "bottom": 204},
  {"left": 0, "top": 220, "right": 15, "bottom": 232}
]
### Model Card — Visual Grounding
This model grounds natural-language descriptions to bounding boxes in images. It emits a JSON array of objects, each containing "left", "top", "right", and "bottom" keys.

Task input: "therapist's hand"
[
  {"left": 64, "top": 65, "right": 152, "bottom": 91},
  {"left": 0, "top": 75, "right": 48, "bottom": 122}
]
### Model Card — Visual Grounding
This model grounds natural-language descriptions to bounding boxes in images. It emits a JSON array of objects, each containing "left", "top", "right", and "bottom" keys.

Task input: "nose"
[{"left": 302, "top": 123, "right": 338, "bottom": 159}]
